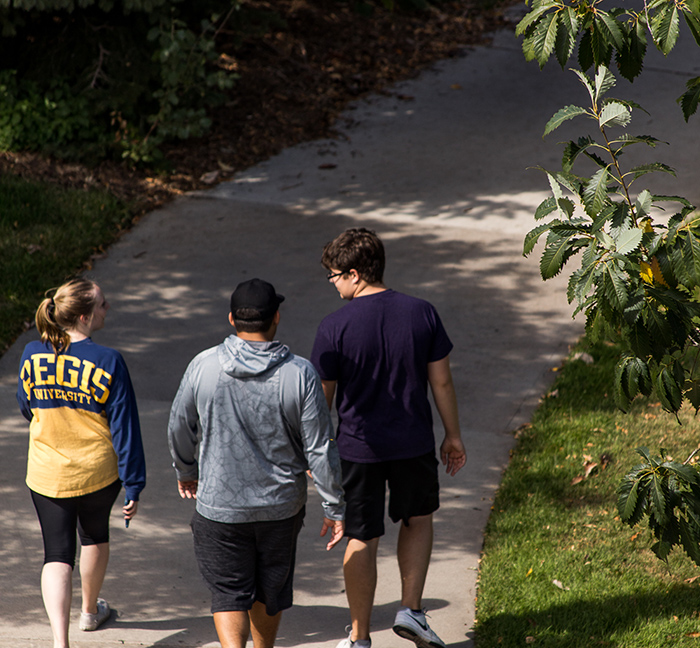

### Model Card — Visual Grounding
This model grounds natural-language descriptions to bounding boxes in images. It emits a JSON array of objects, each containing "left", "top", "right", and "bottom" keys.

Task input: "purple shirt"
[{"left": 311, "top": 290, "right": 453, "bottom": 463}]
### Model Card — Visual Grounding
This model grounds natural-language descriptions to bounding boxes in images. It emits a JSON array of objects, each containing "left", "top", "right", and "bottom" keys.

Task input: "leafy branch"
[
  {"left": 618, "top": 446, "right": 700, "bottom": 566},
  {"left": 516, "top": 0, "right": 700, "bottom": 120},
  {"left": 524, "top": 65, "right": 700, "bottom": 416}
]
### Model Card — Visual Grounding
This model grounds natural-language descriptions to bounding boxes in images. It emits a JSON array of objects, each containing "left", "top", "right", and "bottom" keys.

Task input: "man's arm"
[
  {"left": 321, "top": 379, "right": 336, "bottom": 410},
  {"left": 291, "top": 368, "right": 345, "bottom": 527},
  {"left": 428, "top": 355, "right": 466, "bottom": 476},
  {"left": 167, "top": 369, "right": 200, "bottom": 485}
]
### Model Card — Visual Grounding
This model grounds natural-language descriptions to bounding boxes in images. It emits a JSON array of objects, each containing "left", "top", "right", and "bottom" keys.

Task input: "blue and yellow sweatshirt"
[{"left": 17, "top": 338, "right": 146, "bottom": 501}]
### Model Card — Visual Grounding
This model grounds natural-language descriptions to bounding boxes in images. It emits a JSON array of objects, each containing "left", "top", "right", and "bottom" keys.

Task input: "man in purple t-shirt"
[{"left": 311, "top": 228, "right": 466, "bottom": 648}]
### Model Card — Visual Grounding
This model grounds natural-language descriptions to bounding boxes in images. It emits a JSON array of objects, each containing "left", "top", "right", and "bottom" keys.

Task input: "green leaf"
[
  {"left": 583, "top": 167, "right": 611, "bottom": 216},
  {"left": 599, "top": 101, "right": 631, "bottom": 129},
  {"left": 572, "top": 67, "right": 595, "bottom": 102},
  {"left": 617, "top": 18, "right": 647, "bottom": 81},
  {"left": 530, "top": 12, "right": 560, "bottom": 68},
  {"left": 596, "top": 12, "right": 626, "bottom": 52},
  {"left": 540, "top": 233, "right": 576, "bottom": 279},
  {"left": 555, "top": 7, "right": 579, "bottom": 67},
  {"left": 615, "top": 226, "right": 643, "bottom": 255},
  {"left": 524, "top": 221, "right": 556, "bottom": 255},
  {"left": 651, "top": 4, "right": 680, "bottom": 55},
  {"left": 591, "top": 22, "right": 613, "bottom": 68},
  {"left": 618, "top": 472, "right": 641, "bottom": 521},
  {"left": 678, "top": 77, "right": 700, "bottom": 122},
  {"left": 578, "top": 28, "right": 594, "bottom": 72},
  {"left": 626, "top": 163, "right": 676, "bottom": 183},
  {"left": 594, "top": 65, "right": 617, "bottom": 103},
  {"left": 683, "top": 233, "right": 700, "bottom": 286},
  {"left": 611, "top": 134, "right": 661, "bottom": 149},
  {"left": 544, "top": 105, "right": 589, "bottom": 136},
  {"left": 603, "top": 261, "right": 629, "bottom": 310},
  {"left": 657, "top": 365, "right": 683, "bottom": 413},
  {"left": 679, "top": 519, "right": 700, "bottom": 567},
  {"left": 516, "top": 3, "right": 552, "bottom": 37},
  {"left": 635, "top": 190, "right": 653, "bottom": 219},
  {"left": 684, "top": 9, "right": 700, "bottom": 47},
  {"left": 650, "top": 470, "right": 668, "bottom": 525},
  {"left": 534, "top": 196, "right": 557, "bottom": 221}
]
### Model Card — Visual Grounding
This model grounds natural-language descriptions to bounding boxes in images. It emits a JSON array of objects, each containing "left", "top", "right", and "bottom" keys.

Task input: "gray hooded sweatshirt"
[{"left": 168, "top": 335, "right": 345, "bottom": 524}]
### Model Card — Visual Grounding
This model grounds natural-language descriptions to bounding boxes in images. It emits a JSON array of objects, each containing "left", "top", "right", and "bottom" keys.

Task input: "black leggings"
[{"left": 30, "top": 480, "right": 121, "bottom": 568}]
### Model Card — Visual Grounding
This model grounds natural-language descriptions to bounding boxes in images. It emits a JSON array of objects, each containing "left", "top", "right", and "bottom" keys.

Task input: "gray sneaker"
[
  {"left": 393, "top": 608, "right": 446, "bottom": 648},
  {"left": 79, "top": 598, "right": 111, "bottom": 631}
]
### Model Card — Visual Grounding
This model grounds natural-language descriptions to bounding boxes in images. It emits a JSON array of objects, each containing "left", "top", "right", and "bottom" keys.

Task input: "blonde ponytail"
[{"left": 35, "top": 279, "right": 98, "bottom": 354}]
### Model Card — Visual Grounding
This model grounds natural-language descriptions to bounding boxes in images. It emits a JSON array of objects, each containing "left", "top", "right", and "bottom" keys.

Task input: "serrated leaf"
[
  {"left": 684, "top": 9, "right": 700, "bottom": 47},
  {"left": 591, "top": 21, "right": 613, "bottom": 67},
  {"left": 617, "top": 18, "right": 647, "bottom": 81},
  {"left": 516, "top": 3, "right": 552, "bottom": 37},
  {"left": 534, "top": 196, "right": 557, "bottom": 221},
  {"left": 657, "top": 365, "right": 683, "bottom": 413},
  {"left": 530, "top": 12, "right": 560, "bottom": 67},
  {"left": 635, "top": 190, "right": 653, "bottom": 219},
  {"left": 651, "top": 4, "right": 680, "bottom": 55},
  {"left": 618, "top": 473, "right": 640, "bottom": 520},
  {"left": 594, "top": 65, "right": 617, "bottom": 103},
  {"left": 615, "top": 226, "right": 643, "bottom": 254},
  {"left": 524, "top": 221, "right": 556, "bottom": 255},
  {"left": 650, "top": 471, "right": 668, "bottom": 524},
  {"left": 596, "top": 12, "right": 626, "bottom": 52},
  {"left": 540, "top": 234, "right": 575, "bottom": 279},
  {"left": 679, "top": 520, "right": 700, "bottom": 567},
  {"left": 572, "top": 67, "right": 595, "bottom": 101},
  {"left": 603, "top": 262, "right": 629, "bottom": 309},
  {"left": 599, "top": 101, "right": 632, "bottom": 128},
  {"left": 678, "top": 76, "right": 700, "bottom": 122},
  {"left": 578, "top": 28, "right": 594, "bottom": 72},
  {"left": 555, "top": 7, "right": 579, "bottom": 67},
  {"left": 683, "top": 233, "right": 700, "bottom": 286},
  {"left": 544, "top": 105, "right": 589, "bottom": 136},
  {"left": 627, "top": 163, "right": 676, "bottom": 182},
  {"left": 583, "top": 167, "right": 611, "bottom": 216}
]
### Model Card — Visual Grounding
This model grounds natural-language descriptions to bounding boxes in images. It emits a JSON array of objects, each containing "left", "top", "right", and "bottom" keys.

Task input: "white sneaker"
[
  {"left": 79, "top": 598, "right": 111, "bottom": 631},
  {"left": 393, "top": 608, "right": 446, "bottom": 648},
  {"left": 335, "top": 627, "right": 372, "bottom": 648}
]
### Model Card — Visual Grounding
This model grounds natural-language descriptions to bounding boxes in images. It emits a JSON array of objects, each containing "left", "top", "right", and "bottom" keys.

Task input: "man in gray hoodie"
[{"left": 168, "top": 278, "right": 345, "bottom": 648}]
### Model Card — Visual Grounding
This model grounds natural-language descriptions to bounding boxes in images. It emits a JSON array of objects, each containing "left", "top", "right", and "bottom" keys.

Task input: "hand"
[
  {"left": 440, "top": 436, "right": 467, "bottom": 476},
  {"left": 123, "top": 500, "right": 138, "bottom": 521},
  {"left": 178, "top": 480, "right": 198, "bottom": 499},
  {"left": 320, "top": 517, "right": 345, "bottom": 551}
]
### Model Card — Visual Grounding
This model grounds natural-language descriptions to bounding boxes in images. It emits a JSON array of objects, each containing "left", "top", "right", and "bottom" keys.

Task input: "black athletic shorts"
[
  {"left": 30, "top": 479, "right": 121, "bottom": 568},
  {"left": 191, "top": 507, "right": 305, "bottom": 615},
  {"left": 341, "top": 451, "right": 440, "bottom": 541}
]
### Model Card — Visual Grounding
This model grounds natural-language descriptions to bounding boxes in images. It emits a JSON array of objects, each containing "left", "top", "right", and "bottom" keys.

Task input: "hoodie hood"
[{"left": 217, "top": 334, "right": 290, "bottom": 378}]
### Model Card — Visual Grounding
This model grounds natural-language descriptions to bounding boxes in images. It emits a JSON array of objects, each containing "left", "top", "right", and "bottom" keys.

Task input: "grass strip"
[
  {"left": 0, "top": 173, "right": 132, "bottom": 354},
  {"left": 474, "top": 338, "right": 700, "bottom": 647}
]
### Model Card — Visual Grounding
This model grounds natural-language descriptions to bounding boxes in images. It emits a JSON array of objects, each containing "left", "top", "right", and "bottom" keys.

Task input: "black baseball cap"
[{"left": 230, "top": 278, "right": 285, "bottom": 320}]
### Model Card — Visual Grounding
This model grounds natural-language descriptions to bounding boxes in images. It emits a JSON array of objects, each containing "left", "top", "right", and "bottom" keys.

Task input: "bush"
[{"left": 0, "top": 0, "right": 240, "bottom": 164}]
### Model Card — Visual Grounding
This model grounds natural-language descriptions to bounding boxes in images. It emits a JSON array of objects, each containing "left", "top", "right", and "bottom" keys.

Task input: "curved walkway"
[{"left": 1, "top": 16, "right": 698, "bottom": 648}]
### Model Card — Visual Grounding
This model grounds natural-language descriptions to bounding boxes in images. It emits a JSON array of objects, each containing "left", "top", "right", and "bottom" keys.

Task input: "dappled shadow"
[
  {"left": 475, "top": 586, "right": 700, "bottom": 647},
  {"left": 0, "top": 199, "right": 580, "bottom": 646}
]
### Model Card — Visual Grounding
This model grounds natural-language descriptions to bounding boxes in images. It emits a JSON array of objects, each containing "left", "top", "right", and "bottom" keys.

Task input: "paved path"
[{"left": 1, "top": 14, "right": 698, "bottom": 648}]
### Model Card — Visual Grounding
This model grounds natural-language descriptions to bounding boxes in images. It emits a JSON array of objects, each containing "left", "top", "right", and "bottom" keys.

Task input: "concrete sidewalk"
[{"left": 1, "top": 16, "right": 698, "bottom": 648}]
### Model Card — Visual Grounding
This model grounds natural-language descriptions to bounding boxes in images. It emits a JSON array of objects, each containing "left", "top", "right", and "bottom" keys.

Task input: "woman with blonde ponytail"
[{"left": 16, "top": 278, "right": 146, "bottom": 648}]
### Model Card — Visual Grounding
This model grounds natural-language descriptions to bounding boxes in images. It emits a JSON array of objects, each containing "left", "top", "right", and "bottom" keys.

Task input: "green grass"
[
  {"left": 474, "top": 339, "right": 700, "bottom": 647},
  {"left": 0, "top": 173, "right": 132, "bottom": 353}
]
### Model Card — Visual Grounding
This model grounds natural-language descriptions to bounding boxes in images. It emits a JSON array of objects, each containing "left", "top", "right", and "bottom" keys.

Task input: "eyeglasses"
[{"left": 327, "top": 270, "right": 345, "bottom": 282}]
